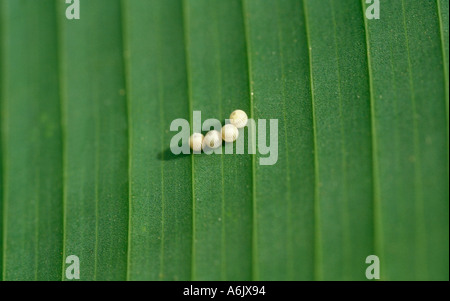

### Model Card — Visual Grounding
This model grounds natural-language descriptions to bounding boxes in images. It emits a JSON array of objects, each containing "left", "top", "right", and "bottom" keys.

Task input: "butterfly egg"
[
  {"left": 189, "top": 133, "right": 204, "bottom": 152},
  {"left": 229, "top": 109, "right": 248, "bottom": 129},
  {"left": 221, "top": 124, "right": 239, "bottom": 143},
  {"left": 202, "top": 130, "right": 222, "bottom": 150}
]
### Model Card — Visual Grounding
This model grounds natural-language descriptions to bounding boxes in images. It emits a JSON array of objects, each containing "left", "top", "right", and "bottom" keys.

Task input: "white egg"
[
  {"left": 202, "top": 130, "right": 222, "bottom": 150},
  {"left": 229, "top": 109, "right": 248, "bottom": 128},
  {"left": 221, "top": 124, "right": 239, "bottom": 142},
  {"left": 189, "top": 133, "right": 204, "bottom": 152}
]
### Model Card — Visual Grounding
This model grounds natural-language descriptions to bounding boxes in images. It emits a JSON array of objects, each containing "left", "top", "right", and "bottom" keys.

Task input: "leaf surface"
[{"left": 0, "top": 0, "right": 448, "bottom": 281}]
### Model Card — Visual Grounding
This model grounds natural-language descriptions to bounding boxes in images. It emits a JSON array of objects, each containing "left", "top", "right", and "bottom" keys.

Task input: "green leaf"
[
  {"left": 57, "top": 0, "right": 129, "bottom": 280},
  {"left": 243, "top": 0, "right": 316, "bottom": 280},
  {"left": 303, "top": 0, "right": 374, "bottom": 280},
  {"left": 1, "top": 0, "right": 63, "bottom": 280},
  {"left": 0, "top": 2, "right": 3, "bottom": 280},
  {"left": 184, "top": 0, "right": 253, "bottom": 280},
  {"left": 438, "top": 0, "right": 449, "bottom": 129},
  {"left": 122, "top": 0, "right": 193, "bottom": 280},
  {"left": 0, "top": 0, "right": 448, "bottom": 281},
  {"left": 363, "top": 0, "right": 449, "bottom": 280}
]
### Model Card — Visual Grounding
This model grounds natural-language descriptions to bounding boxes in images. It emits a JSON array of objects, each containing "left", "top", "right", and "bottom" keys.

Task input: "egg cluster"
[{"left": 189, "top": 109, "right": 248, "bottom": 152}]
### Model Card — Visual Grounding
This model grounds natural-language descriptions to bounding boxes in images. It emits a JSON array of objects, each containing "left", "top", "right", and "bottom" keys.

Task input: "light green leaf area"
[{"left": 0, "top": 0, "right": 448, "bottom": 281}]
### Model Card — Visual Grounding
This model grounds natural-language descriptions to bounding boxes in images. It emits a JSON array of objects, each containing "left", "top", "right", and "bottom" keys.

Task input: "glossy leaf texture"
[{"left": 0, "top": 0, "right": 448, "bottom": 281}]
